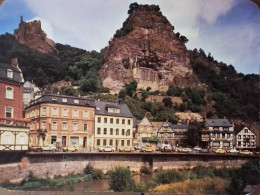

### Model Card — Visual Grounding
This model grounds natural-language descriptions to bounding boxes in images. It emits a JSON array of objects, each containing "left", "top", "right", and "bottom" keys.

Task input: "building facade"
[
  {"left": 157, "top": 121, "right": 174, "bottom": 145},
  {"left": 251, "top": 124, "right": 260, "bottom": 150},
  {"left": 0, "top": 59, "right": 30, "bottom": 151},
  {"left": 170, "top": 124, "right": 188, "bottom": 147},
  {"left": 235, "top": 126, "right": 256, "bottom": 150},
  {"left": 94, "top": 101, "right": 134, "bottom": 150},
  {"left": 23, "top": 81, "right": 41, "bottom": 107},
  {"left": 201, "top": 119, "right": 234, "bottom": 150},
  {"left": 25, "top": 94, "right": 95, "bottom": 149},
  {"left": 135, "top": 116, "right": 155, "bottom": 142}
]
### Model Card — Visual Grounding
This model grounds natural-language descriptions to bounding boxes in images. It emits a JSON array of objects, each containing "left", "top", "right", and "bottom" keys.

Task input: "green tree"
[
  {"left": 60, "top": 86, "right": 78, "bottom": 96},
  {"left": 163, "top": 97, "right": 173, "bottom": 108},
  {"left": 109, "top": 167, "right": 136, "bottom": 192},
  {"left": 119, "top": 89, "right": 126, "bottom": 100},
  {"left": 128, "top": 2, "right": 139, "bottom": 14},
  {"left": 141, "top": 91, "right": 149, "bottom": 101},
  {"left": 125, "top": 81, "right": 137, "bottom": 97},
  {"left": 187, "top": 121, "right": 203, "bottom": 147}
]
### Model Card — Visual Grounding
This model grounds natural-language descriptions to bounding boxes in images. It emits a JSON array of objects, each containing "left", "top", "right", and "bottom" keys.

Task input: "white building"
[{"left": 235, "top": 126, "right": 256, "bottom": 150}]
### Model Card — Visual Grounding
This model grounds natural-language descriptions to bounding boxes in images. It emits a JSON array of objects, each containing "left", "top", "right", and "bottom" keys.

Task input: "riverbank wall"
[{"left": 0, "top": 152, "right": 258, "bottom": 184}]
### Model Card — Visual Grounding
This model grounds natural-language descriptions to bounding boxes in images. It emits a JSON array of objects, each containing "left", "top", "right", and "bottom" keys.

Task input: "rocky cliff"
[
  {"left": 14, "top": 17, "right": 56, "bottom": 54},
  {"left": 99, "top": 4, "right": 200, "bottom": 93}
]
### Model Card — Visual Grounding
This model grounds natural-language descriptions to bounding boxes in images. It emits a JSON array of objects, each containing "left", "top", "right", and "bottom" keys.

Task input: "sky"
[{"left": 0, "top": 0, "right": 259, "bottom": 74}]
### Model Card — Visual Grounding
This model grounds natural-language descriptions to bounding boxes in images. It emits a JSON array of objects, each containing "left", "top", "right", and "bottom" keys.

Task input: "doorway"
[{"left": 62, "top": 136, "right": 66, "bottom": 147}]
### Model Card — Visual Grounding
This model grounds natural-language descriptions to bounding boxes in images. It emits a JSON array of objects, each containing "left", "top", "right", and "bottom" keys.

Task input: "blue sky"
[{"left": 0, "top": 0, "right": 259, "bottom": 74}]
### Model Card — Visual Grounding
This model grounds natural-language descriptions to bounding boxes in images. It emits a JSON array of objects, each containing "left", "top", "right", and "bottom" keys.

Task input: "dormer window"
[
  {"left": 6, "top": 69, "right": 13, "bottom": 79},
  {"left": 52, "top": 97, "right": 57, "bottom": 101},
  {"left": 62, "top": 98, "right": 67, "bottom": 103},
  {"left": 108, "top": 108, "right": 120, "bottom": 113},
  {"left": 74, "top": 99, "right": 79, "bottom": 104}
]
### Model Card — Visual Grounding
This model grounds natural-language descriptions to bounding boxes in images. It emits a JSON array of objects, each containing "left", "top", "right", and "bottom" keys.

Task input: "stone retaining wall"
[{"left": 0, "top": 152, "right": 258, "bottom": 184}]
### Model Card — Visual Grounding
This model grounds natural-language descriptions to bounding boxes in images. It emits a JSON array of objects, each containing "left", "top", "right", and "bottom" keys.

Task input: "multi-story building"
[
  {"left": 235, "top": 125, "right": 256, "bottom": 150},
  {"left": 157, "top": 121, "right": 174, "bottom": 145},
  {"left": 170, "top": 124, "right": 188, "bottom": 147},
  {"left": 135, "top": 116, "right": 155, "bottom": 142},
  {"left": 201, "top": 119, "right": 234, "bottom": 149},
  {"left": 0, "top": 59, "right": 30, "bottom": 151},
  {"left": 94, "top": 101, "right": 134, "bottom": 150},
  {"left": 25, "top": 94, "right": 95, "bottom": 149},
  {"left": 23, "top": 81, "right": 41, "bottom": 107}
]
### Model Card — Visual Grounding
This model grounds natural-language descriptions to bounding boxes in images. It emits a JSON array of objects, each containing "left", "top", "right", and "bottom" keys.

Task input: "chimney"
[{"left": 11, "top": 58, "right": 18, "bottom": 68}]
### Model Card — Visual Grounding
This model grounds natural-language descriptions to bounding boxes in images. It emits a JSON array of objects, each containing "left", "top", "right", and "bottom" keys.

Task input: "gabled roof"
[
  {"left": 205, "top": 119, "right": 232, "bottom": 127},
  {"left": 94, "top": 100, "right": 133, "bottom": 118},
  {"left": 25, "top": 94, "right": 95, "bottom": 109},
  {"left": 0, "top": 61, "right": 24, "bottom": 83},
  {"left": 138, "top": 116, "right": 153, "bottom": 127},
  {"left": 151, "top": 122, "right": 165, "bottom": 130},
  {"left": 170, "top": 124, "right": 189, "bottom": 129}
]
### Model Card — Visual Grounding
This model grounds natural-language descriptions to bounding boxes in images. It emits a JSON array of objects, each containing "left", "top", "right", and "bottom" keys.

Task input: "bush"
[
  {"left": 109, "top": 167, "right": 136, "bottom": 192},
  {"left": 153, "top": 170, "right": 185, "bottom": 185},
  {"left": 83, "top": 174, "right": 93, "bottom": 181},
  {"left": 84, "top": 163, "right": 103, "bottom": 179},
  {"left": 22, "top": 181, "right": 41, "bottom": 189},
  {"left": 140, "top": 166, "right": 152, "bottom": 174}
]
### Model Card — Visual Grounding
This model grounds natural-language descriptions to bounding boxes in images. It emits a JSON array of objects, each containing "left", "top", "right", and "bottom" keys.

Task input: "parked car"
[
  {"left": 227, "top": 148, "right": 239, "bottom": 154},
  {"left": 161, "top": 146, "right": 175, "bottom": 152},
  {"left": 62, "top": 145, "right": 79, "bottom": 152},
  {"left": 42, "top": 144, "right": 57, "bottom": 151},
  {"left": 215, "top": 148, "right": 226, "bottom": 154},
  {"left": 124, "top": 146, "right": 135, "bottom": 152},
  {"left": 141, "top": 147, "right": 153, "bottom": 152},
  {"left": 199, "top": 149, "right": 209, "bottom": 153},
  {"left": 99, "top": 146, "right": 115, "bottom": 152},
  {"left": 134, "top": 145, "right": 142, "bottom": 150},
  {"left": 29, "top": 145, "right": 42, "bottom": 152},
  {"left": 193, "top": 146, "right": 202, "bottom": 152},
  {"left": 239, "top": 150, "right": 253, "bottom": 155},
  {"left": 177, "top": 147, "right": 192, "bottom": 153},
  {"left": 118, "top": 146, "right": 125, "bottom": 152}
]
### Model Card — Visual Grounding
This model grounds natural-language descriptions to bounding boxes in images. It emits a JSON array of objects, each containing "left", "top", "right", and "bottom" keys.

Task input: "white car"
[
  {"left": 193, "top": 146, "right": 202, "bottom": 151},
  {"left": 42, "top": 144, "right": 57, "bottom": 151},
  {"left": 227, "top": 148, "right": 239, "bottom": 154},
  {"left": 99, "top": 146, "right": 115, "bottom": 152}
]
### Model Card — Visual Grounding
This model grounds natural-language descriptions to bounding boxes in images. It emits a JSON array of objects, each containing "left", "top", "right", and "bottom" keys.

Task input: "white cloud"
[{"left": 22, "top": 0, "right": 259, "bottom": 74}]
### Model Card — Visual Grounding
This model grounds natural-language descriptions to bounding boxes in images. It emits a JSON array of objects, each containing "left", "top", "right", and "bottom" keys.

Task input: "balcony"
[{"left": 0, "top": 118, "right": 30, "bottom": 128}]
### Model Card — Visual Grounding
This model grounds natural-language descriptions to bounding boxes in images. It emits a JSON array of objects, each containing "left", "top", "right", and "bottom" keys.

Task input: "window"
[
  {"left": 6, "top": 87, "right": 13, "bottom": 99},
  {"left": 73, "top": 123, "right": 78, "bottom": 131},
  {"left": 251, "top": 135, "right": 255, "bottom": 139},
  {"left": 244, "top": 129, "right": 248, "bottom": 133},
  {"left": 121, "top": 140, "right": 124, "bottom": 146},
  {"left": 238, "top": 135, "right": 241, "bottom": 139},
  {"left": 42, "top": 107, "right": 47, "bottom": 116},
  {"left": 122, "top": 119, "right": 125, "bottom": 124},
  {"left": 52, "top": 97, "right": 57, "bottom": 101},
  {"left": 52, "top": 122, "right": 57, "bottom": 130},
  {"left": 63, "top": 109, "right": 68, "bottom": 117},
  {"left": 128, "top": 119, "right": 131, "bottom": 125},
  {"left": 127, "top": 140, "right": 130, "bottom": 146},
  {"left": 103, "top": 139, "right": 107, "bottom": 146},
  {"left": 19, "top": 136, "right": 25, "bottom": 144},
  {"left": 97, "top": 139, "right": 100, "bottom": 146},
  {"left": 5, "top": 135, "right": 11, "bottom": 144},
  {"left": 51, "top": 136, "right": 57, "bottom": 144},
  {"left": 139, "top": 127, "right": 144, "bottom": 131},
  {"left": 62, "top": 122, "right": 68, "bottom": 130},
  {"left": 52, "top": 108, "right": 58, "bottom": 116},
  {"left": 62, "top": 98, "right": 67, "bottom": 103},
  {"left": 116, "top": 129, "right": 119, "bottom": 135},
  {"left": 104, "top": 118, "right": 107, "bottom": 123},
  {"left": 126, "top": 129, "right": 130, "bottom": 136},
  {"left": 110, "top": 118, "right": 113, "bottom": 124},
  {"left": 5, "top": 107, "right": 13, "bottom": 118},
  {"left": 97, "top": 117, "right": 101, "bottom": 123},
  {"left": 84, "top": 124, "right": 88, "bottom": 131},
  {"left": 74, "top": 99, "right": 79, "bottom": 104},
  {"left": 122, "top": 129, "right": 125, "bottom": 135},
  {"left": 116, "top": 119, "right": 119, "bottom": 124},
  {"left": 73, "top": 110, "right": 78, "bottom": 118},
  {"left": 83, "top": 111, "right": 89, "bottom": 119},
  {"left": 104, "top": 128, "right": 107, "bottom": 135},
  {"left": 6, "top": 69, "right": 13, "bottom": 78},
  {"left": 70, "top": 137, "right": 79, "bottom": 145},
  {"left": 110, "top": 128, "right": 113, "bottom": 135},
  {"left": 42, "top": 121, "right": 46, "bottom": 129},
  {"left": 97, "top": 128, "right": 101, "bottom": 135},
  {"left": 110, "top": 139, "right": 113, "bottom": 146}
]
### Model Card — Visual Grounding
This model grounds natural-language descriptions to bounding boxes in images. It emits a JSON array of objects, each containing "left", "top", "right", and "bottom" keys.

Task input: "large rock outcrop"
[
  {"left": 14, "top": 17, "right": 56, "bottom": 54},
  {"left": 99, "top": 4, "right": 200, "bottom": 94}
]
